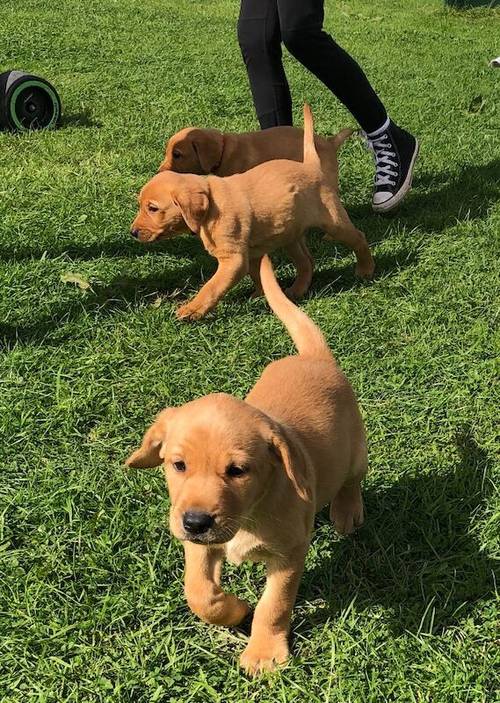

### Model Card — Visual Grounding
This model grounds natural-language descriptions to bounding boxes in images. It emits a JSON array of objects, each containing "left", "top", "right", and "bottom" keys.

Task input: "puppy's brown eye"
[
  {"left": 148, "top": 204, "right": 159, "bottom": 213},
  {"left": 226, "top": 464, "right": 247, "bottom": 478},
  {"left": 172, "top": 150, "right": 182, "bottom": 159},
  {"left": 172, "top": 460, "right": 186, "bottom": 472}
]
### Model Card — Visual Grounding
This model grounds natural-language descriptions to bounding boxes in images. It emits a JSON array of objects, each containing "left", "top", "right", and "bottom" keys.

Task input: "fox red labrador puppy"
[
  {"left": 127, "top": 255, "right": 367, "bottom": 674},
  {"left": 131, "top": 105, "right": 373, "bottom": 320},
  {"left": 159, "top": 124, "right": 353, "bottom": 192}
]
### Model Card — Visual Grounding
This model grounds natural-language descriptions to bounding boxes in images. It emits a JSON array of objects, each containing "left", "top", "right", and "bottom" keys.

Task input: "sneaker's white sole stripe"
[{"left": 372, "top": 140, "right": 420, "bottom": 213}]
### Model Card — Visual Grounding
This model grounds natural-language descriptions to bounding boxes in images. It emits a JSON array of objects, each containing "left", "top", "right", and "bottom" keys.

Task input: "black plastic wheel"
[{"left": 0, "top": 71, "right": 61, "bottom": 132}]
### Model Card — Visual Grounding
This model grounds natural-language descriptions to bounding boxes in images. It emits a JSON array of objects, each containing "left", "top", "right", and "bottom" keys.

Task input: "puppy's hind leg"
[
  {"left": 284, "top": 239, "right": 314, "bottom": 300},
  {"left": 321, "top": 195, "right": 375, "bottom": 280},
  {"left": 329, "top": 479, "right": 365, "bottom": 536}
]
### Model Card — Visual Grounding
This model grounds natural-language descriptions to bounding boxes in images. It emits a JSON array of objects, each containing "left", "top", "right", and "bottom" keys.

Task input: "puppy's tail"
[
  {"left": 327, "top": 127, "right": 356, "bottom": 150},
  {"left": 260, "top": 256, "right": 332, "bottom": 359},
  {"left": 303, "top": 103, "right": 321, "bottom": 170}
]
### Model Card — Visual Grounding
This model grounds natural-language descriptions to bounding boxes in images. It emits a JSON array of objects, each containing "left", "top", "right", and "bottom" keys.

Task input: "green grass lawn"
[{"left": 0, "top": 0, "right": 499, "bottom": 700}]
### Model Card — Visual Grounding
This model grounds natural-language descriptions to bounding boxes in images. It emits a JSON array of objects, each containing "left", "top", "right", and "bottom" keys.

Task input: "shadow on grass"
[
  {"left": 298, "top": 428, "right": 497, "bottom": 636},
  {"left": 0, "top": 226, "right": 415, "bottom": 349},
  {"left": 59, "top": 110, "right": 103, "bottom": 129},
  {"left": 306, "top": 242, "right": 420, "bottom": 296},
  {"left": 445, "top": 0, "right": 499, "bottom": 7},
  {"left": 1, "top": 159, "right": 499, "bottom": 345},
  {"left": 0, "top": 259, "right": 212, "bottom": 348},
  {"left": 349, "top": 158, "right": 500, "bottom": 243},
  {"left": 0, "top": 159, "right": 499, "bottom": 267},
  {"left": 0, "top": 231, "right": 205, "bottom": 263}
]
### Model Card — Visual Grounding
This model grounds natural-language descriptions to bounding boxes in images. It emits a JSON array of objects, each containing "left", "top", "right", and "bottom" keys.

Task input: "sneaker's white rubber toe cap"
[{"left": 373, "top": 191, "right": 392, "bottom": 206}]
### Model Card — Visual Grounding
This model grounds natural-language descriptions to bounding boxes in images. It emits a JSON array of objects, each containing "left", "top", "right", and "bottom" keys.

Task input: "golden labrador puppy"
[
  {"left": 131, "top": 105, "right": 374, "bottom": 321},
  {"left": 126, "top": 255, "right": 367, "bottom": 675},
  {"left": 159, "top": 124, "right": 354, "bottom": 192}
]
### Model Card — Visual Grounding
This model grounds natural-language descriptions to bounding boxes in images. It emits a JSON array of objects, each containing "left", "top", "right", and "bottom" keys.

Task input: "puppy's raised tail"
[
  {"left": 303, "top": 103, "right": 321, "bottom": 170},
  {"left": 260, "top": 256, "right": 332, "bottom": 360}
]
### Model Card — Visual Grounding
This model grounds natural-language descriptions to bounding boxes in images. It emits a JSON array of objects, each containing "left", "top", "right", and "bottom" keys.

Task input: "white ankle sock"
[{"left": 366, "top": 116, "right": 390, "bottom": 139}]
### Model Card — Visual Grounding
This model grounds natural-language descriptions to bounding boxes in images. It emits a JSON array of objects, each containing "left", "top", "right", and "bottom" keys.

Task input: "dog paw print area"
[{"left": 0, "top": 70, "right": 61, "bottom": 132}]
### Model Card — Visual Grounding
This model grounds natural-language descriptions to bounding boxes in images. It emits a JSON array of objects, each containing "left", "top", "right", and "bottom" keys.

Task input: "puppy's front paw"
[
  {"left": 240, "top": 635, "right": 289, "bottom": 675},
  {"left": 176, "top": 301, "right": 207, "bottom": 321}
]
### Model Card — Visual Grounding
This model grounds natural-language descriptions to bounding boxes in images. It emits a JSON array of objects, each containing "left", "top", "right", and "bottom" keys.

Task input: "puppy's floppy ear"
[
  {"left": 191, "top": 129, "right": 224, "bottom": 174},
  {"left": 267, "top": 423, "right": 313, "bottom": 503},
  {"left": 125, "top": 408, "right": 175, "bottom": 468},
  {"left": 171, "top": 182, "right": 210, "bottom": 234}
]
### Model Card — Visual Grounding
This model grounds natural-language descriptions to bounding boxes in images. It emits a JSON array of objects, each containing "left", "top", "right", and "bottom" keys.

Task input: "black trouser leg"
[
  {"left": 237, "top": 0, "right": 293, "bottom": 128},
  {"left": 238, "top": 0, "right": 388, "bottom": 133},
  {"left": 278, "top": 0, "right": 387, "bottom": 133}
]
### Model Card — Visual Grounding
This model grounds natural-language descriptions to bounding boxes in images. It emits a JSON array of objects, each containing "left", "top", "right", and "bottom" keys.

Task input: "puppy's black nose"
[
  {"left": 183, "top": 510, "right": 214, "bottom": 535},
  {"left": 130, "top": 228, "right": 139, "bottom": 239}
]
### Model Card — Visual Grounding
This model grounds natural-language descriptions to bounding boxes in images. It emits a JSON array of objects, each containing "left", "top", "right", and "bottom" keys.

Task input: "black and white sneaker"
[{"left": 364, "top": 121, "right": 419, "bottom": 213}]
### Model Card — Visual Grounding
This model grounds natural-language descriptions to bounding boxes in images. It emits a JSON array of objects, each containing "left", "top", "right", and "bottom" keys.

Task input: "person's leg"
[
  {"left": 278, "top": 0, "right": 419, "bottom": 212},
  {"left": 237, "top": 0, "right": 293, "bottom": 128},
  {"left": 277, "top": 0, "right": 386, "bottom": 134}
]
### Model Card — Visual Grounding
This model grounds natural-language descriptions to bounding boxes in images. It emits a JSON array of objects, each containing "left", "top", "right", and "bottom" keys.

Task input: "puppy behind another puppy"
[
  {"left": 127, "top": 255, "right": 367, "bottom": 675},
  {"left": 131, "top": 105, "right": 374, "bottom": 321},
  {"left": 159, "top": 123, "right": 354, "bottom": 192}
]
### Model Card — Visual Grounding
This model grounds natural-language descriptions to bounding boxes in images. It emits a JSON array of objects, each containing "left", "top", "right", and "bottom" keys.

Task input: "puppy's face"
[
  {"left": 159, "top": 128, "right": 224, "bottom": 175},
  {"left": 164, "top": 399, "right": 273, "bottom": 545},
  {"left": 131, "top": 172, "right": 210, "bottom": 242},
  {"left": 126, "top": 395, "right": 288, "bottom": 545}
]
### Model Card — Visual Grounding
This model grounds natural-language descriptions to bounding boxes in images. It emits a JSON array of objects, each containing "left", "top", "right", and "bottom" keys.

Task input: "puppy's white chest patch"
[{"left": 224, "top": 530, "right": 265, "bottom": 565}]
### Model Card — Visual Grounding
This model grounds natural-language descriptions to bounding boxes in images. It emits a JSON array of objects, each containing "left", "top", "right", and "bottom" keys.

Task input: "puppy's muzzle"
[
  {"left": 182, "top": 510, "right": 215, "bottom": 536},
  {"left": 130, "top": 228, "right": 140, "bottom": 239}
]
